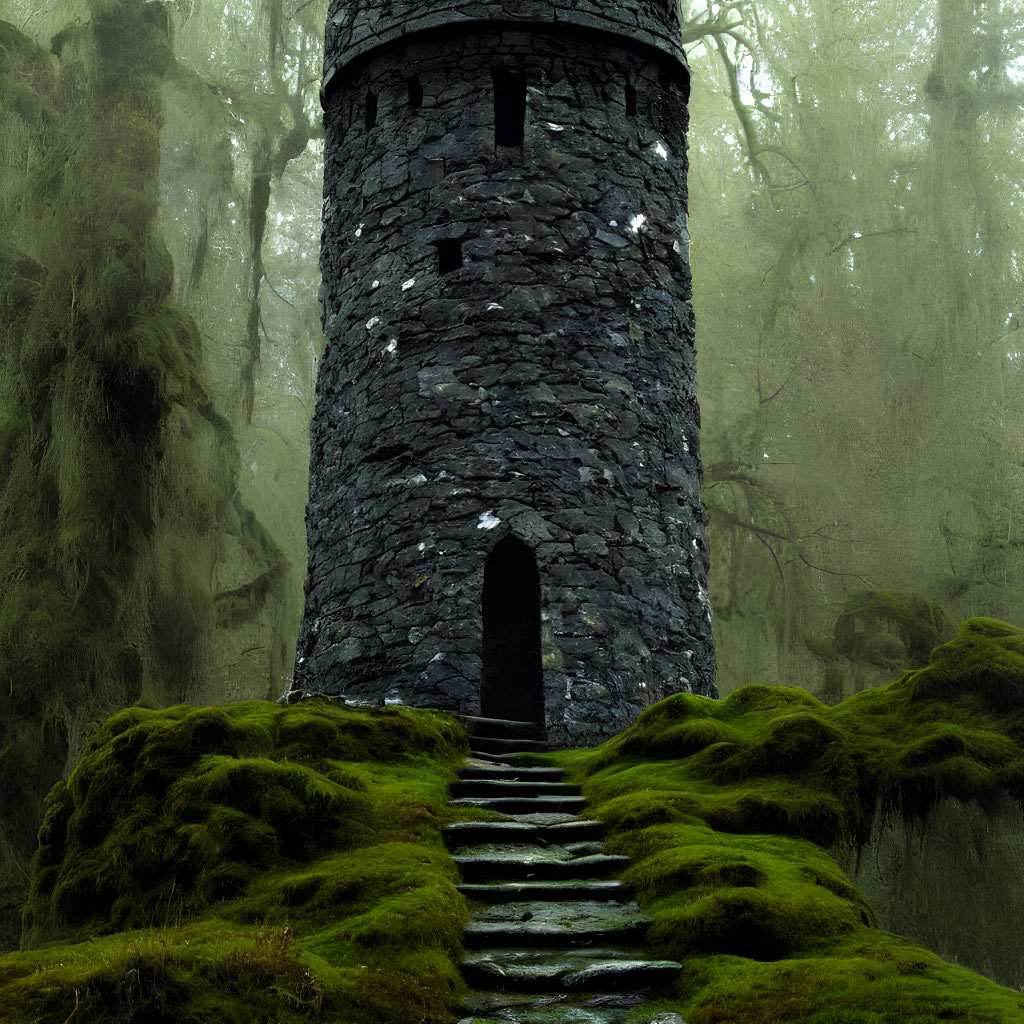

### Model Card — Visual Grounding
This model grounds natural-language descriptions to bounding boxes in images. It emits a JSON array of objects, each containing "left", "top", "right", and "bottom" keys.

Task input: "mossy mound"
[
  {"left": 832, "top": 589, "right": 954, "bottom": 669},
  {"left": 3, "top": 700, "right": 474, "bottom": 1024},
  {"left": 548, "top": 617, "right": 1024, "bottom": 1022}
]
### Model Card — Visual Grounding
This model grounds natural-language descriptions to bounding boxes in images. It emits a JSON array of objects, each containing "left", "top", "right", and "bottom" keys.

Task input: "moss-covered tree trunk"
[{"left": 0, "top": 0, "right": 292, "bottom": 944}]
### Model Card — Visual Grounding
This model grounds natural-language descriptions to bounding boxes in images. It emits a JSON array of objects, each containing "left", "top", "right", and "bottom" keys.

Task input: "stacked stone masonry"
[{"left": 294, "top": 0, "right": 717, "bottom": 747}]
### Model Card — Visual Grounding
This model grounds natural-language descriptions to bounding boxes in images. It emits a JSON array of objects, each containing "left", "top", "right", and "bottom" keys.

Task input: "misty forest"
[{"left": 0, "top": 0, "right": 1023, "bottom": 1021}]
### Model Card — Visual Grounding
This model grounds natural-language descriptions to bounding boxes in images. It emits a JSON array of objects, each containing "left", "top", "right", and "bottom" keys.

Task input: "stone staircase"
[{"left": 446, "top": 715, "right": 684, "bottom": 1024}]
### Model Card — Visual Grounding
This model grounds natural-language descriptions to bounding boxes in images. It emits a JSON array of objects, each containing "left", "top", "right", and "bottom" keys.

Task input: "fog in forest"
[{"left": 0, "top": 0, "right": 1021, "bottom": 942}]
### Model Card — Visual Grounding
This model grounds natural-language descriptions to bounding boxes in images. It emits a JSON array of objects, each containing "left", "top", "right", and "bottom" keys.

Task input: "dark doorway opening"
[
  {"left": 481, "top": 536, "right": 544, "bottom": 727},
  {"left": 492, "top": 68, "right": 526, "bottom": 148}
]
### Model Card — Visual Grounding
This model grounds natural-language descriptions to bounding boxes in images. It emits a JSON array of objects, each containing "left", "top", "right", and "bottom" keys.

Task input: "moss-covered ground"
[
  {"left": 6, "top": 619, "right": 1024, "bottom": 1022},
  {"left": 534, "top": 617, "right": 1024, "bottom": 1022},
  {"left": 1, "top": 699, "right": 487, "bottom": 1024}
]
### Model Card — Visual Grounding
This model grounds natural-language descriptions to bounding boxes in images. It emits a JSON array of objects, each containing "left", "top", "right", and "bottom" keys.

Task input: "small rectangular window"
[
  {"left": 492, "top": 68, "right": 526, "bottom": 148},
  {"left": 407, "top": 76, "right": 423, "bottom": 109},
  {"left": 435, "top": 238, "right": 462, "bottom": 275},
  {"left": 625, "top": 82, "right": 637, "bottom": 117},
  {"left": 365, "top": 91, "right": 378, "bottom": 130}
]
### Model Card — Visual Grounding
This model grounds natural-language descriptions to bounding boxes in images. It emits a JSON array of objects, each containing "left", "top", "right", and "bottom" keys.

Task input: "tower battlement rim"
[{"left": 322, "top": 0, "right": 690, "bottom": 108}]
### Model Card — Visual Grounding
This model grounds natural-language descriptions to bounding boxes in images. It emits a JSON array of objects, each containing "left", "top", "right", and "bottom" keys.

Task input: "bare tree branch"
[{"left": 756, "top": 533, "right": 787, "bottom": 593}]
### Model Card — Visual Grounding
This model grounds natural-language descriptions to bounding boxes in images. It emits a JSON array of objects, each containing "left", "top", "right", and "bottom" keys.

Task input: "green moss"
[
  {"left": 675, "top": 934, "right": 1024, "bottom": 1024},
  {"left": 543, "top": 618, "right": 1024, "bottom": 1022},
  {"left": 833, "top": 590, "right": 954, "bottom": 669},
  {"left": 0, "top": 3, "right": 290, "bottom": 903},
  {"left": 2, "top": 701, "right": 472, "bottom": 1024}
]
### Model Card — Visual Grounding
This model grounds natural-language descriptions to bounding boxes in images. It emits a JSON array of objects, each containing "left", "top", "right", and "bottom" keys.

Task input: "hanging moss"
[{"left": 0, "top": 3, "right": 289, "bottom": 934}]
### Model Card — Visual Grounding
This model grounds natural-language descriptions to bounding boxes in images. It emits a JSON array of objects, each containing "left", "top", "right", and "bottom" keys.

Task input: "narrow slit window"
[
  {"left": 492, "top": 68, "right": 526, "bottom": 148},
  {"left": 435, "top": 238, "right": 462, "bottom": 275},
  {"left": 407, "top": 76, "right": 423, "bottom": 110},
  {"left": 625, "top": 82, "right": 637, "bottom": 117},
  {"left": 365, "top": 91, "right": 378, "bottom": 130}
]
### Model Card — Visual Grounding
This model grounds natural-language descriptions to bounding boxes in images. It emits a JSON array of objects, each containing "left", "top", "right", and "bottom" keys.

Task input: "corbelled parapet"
[{"left": 293, "top": 0, "right": 717, "bottom": 746}]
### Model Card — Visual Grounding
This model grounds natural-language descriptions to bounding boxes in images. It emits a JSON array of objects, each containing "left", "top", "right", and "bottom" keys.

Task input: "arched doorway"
[{"left": 480, "top": 536, "right": 544, "bottom": 726}]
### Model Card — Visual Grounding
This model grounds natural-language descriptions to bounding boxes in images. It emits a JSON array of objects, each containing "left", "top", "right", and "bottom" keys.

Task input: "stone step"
[
  {"left": 451, "top": 780, "right": 581, "bottom": 799},
  {"left": 443, "top": 820, "right": 605, "bottom": 848},
  {"left": 455, "top": 841, "right": 606, "bottom": 861},
  {"left": 458, "top": 880, "right": 631, "bottom": 903},
  {"left": 450, "top": 795, "right": 587, "bottom": 814},
  {"left": 470, "top": 736, "right": 551, "bottom": 754},
  {"left": 459, "top": 986, "right": 672, "bottom": 1024},
  {"left": 454, "top": 852, "right": 631, "bottom": 883},
  {"left": 462, "top": 899, "right": 649, "bottom": 949},
  {"left": 458, "top": 763, "right": 566, "bottom": 782},
  {"left": 498, "top": 811, "right": 589, "bottom": 826},
  {"left": 454, "top": 714, "right": 545, "bottom": 740},
  {"left": 457, "top": 1008, "right": 633, "bottom": 1024},
  {"left": 466, "top": 749, "right": 541, "bottom": 765},
  {"left": 460, "top": 948, "right": 682, "bottom": 993}
]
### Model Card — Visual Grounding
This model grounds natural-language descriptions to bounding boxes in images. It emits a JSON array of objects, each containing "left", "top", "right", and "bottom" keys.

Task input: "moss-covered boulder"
[
  {"left": 804, "top": 589, "right": 956, "bottom": 703},
  {"left": 549, "top": 618, "right": 1024, "bottom": 1022},
  {"left": 4, "top": 700, "right": 474, "bottom": 1024},
  {"left": 833, "top": 590, "right": 954, "bottom": 669}
]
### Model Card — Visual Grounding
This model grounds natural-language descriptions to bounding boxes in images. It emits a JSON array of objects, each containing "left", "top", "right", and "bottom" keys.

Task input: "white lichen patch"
[
  {"left": 402, "top": 278, "right": 416, "bottom": 291},
  {"left": 477, "top": 510, "right": 501, "bottom": 531},
  {"left": 366, "top": 316, "right": 380, "bottom": 330}
]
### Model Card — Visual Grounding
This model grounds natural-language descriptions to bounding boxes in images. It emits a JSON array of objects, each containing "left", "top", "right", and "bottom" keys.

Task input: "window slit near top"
[
  {"left": 365, "top": 91, "right": 378, "bottom": 130},
  {"left": 492, "top": 68, "right": 526, "bottom": 148},
  {"left": 407, "top": 76, "right": 423, "bottom": 109},
  {"left": 625, "top": 82, "right": 637, "bottom": 117},
  {"left": 435, "top": 238, "right": 462, "bottom": 275}
]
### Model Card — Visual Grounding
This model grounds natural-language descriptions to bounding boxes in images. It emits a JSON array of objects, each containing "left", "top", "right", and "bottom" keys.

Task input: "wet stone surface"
[
  {"left": 448, "top": 747, "right": 685, "bottom": 1022},
  {"left": 458, "top": 991, "right": 685, "bottom": 1024},
  {"left": 457, "top": 990, "right": 647, "bottom": 1024},
  {"left": 455, "top": 842, "right": 607, "bottom": 861},
  {"left": 465, "top": 898, "right": 649, "bottom": 932}
]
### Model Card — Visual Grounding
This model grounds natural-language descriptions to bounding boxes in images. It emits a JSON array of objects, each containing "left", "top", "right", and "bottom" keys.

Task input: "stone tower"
[{"left": 293, "top": 0, "right": 717, "bottom": 747}]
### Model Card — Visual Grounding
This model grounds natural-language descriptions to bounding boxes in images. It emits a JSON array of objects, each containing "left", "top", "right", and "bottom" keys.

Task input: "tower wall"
[{"left": 294, "top": 0, "right": 717, "bottom": 747}]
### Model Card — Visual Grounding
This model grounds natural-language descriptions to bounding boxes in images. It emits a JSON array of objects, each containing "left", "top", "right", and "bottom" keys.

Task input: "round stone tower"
[{"left": 293, "top": 0, "right": 717, "bottom": 746}]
